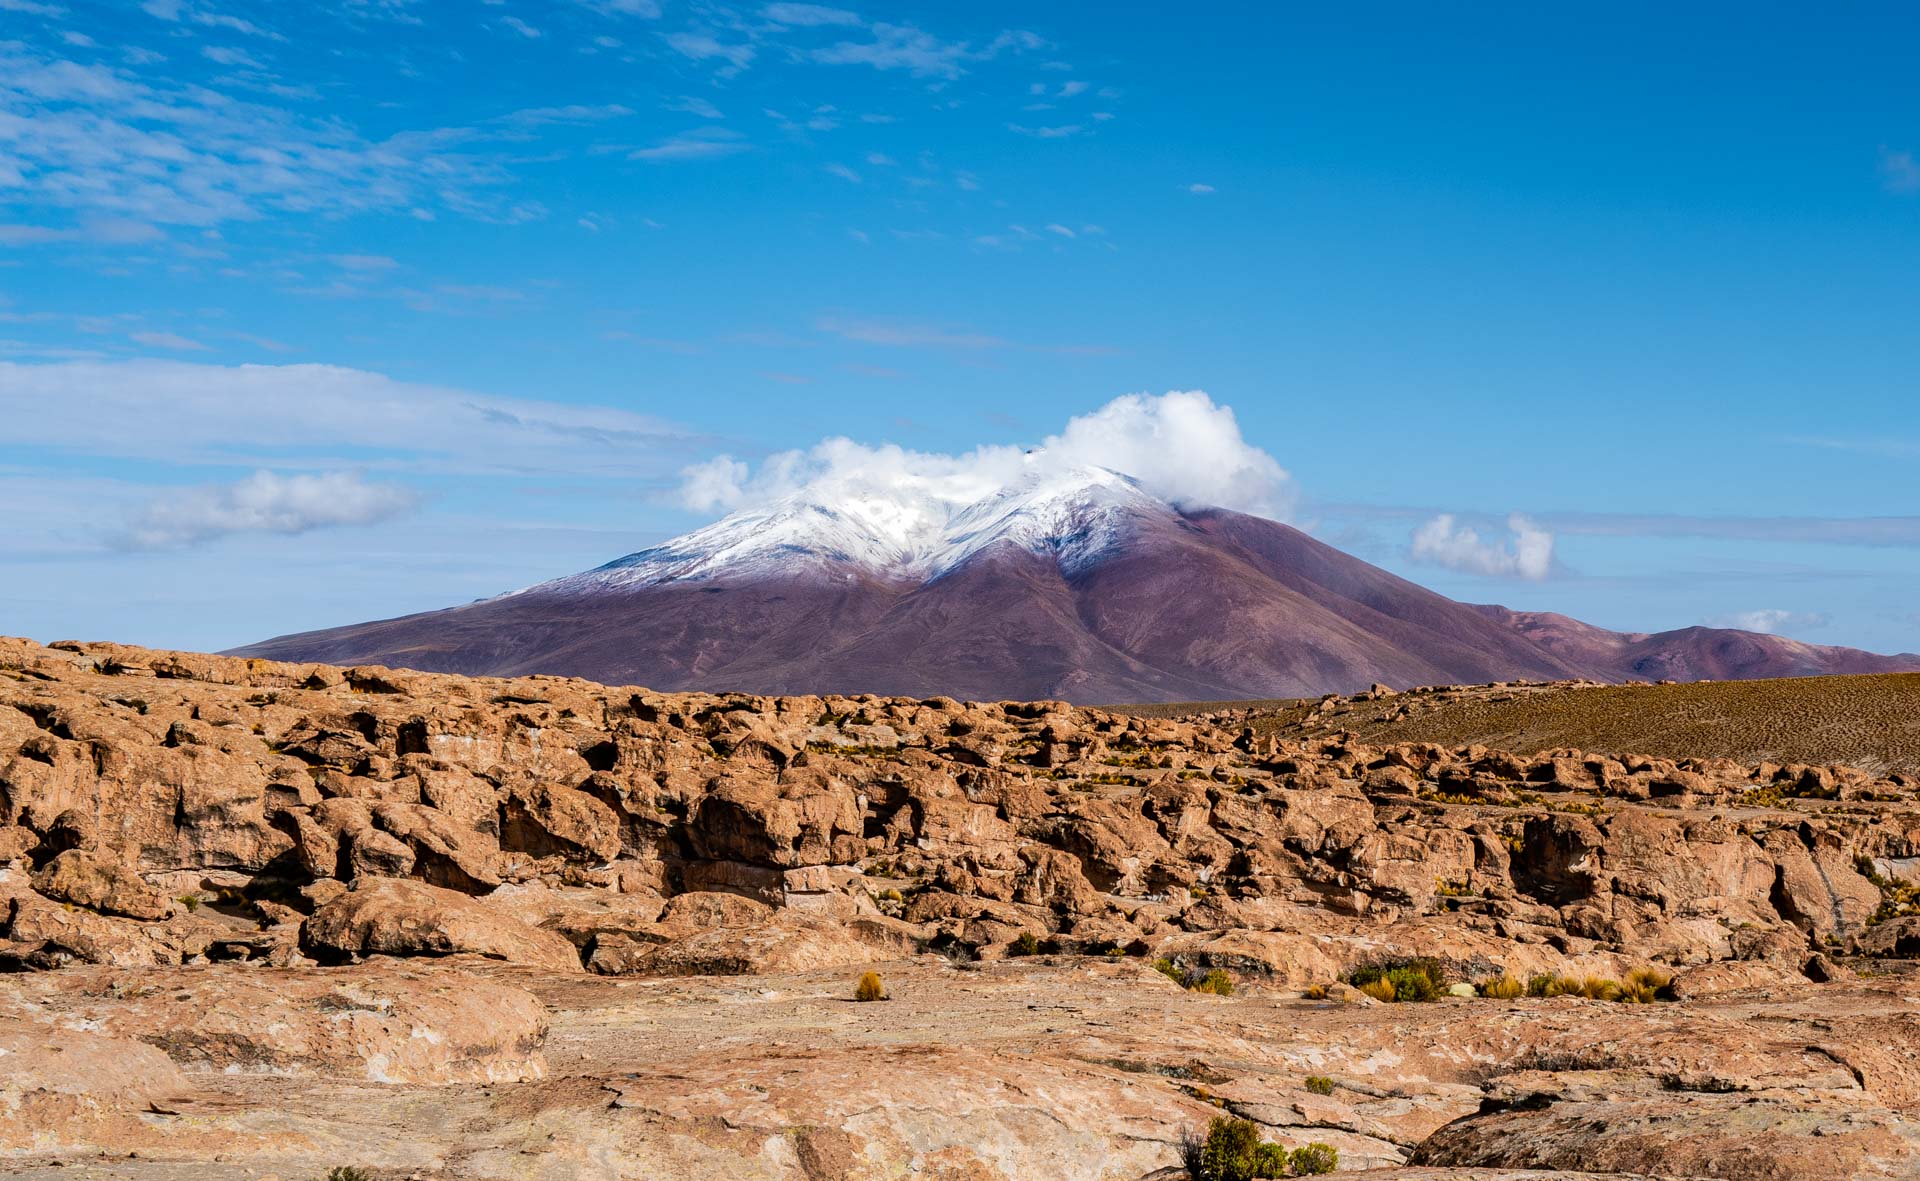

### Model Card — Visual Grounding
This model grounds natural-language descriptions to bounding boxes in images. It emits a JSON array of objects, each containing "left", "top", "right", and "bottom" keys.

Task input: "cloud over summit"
[{"left": 679, "top": 390, "right": 1295, "bottom": 520}]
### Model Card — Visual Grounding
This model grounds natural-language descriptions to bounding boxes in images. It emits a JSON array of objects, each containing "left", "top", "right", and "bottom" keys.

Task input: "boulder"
[{"left": 302, "top": 877, "right": 583, "bottom": 972}]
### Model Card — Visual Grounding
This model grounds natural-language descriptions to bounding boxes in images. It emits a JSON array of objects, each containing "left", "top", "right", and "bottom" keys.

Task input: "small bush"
[
  {"left": 1288, "top": 1143, "right": 1339, "bottom": 1175},
  {"left": 1304, "top": 1075, "right": 1334, "bottom": 1095},
  {"left": 1192, "top": 968, "right": 1234, "bottom": 996},
  {"left": 1010, "top": 931, "right": 1042, "bottom": 957},
  {"left": 1347, "top": 958, "right": 1447, "bottom": 1003},
  {"left": 1626, "top": 965, "right": 1672, "bottom": 996},
  {"left": 325, "top": 1170, "right": 373, "bottom": 1181},
  {"left": 1579, "top": 975, "right": 1621, "bottom": 1001},
  {"left": 1199, "top": 1115, "right": 1261, "bottom": 1181},
  {"left": 853, "top": 971, "right": 886, "bottom": 1002},
  {"left": 1529, "top": 973, "right": 1582, "bottom": 998},
  {"left": 1153, "top": 957, "right": 1184, "bottom": 983},
  {"left": 1251, "top": 1142, "right": 1289, "bottom": 1177},
  {"left": 1357, "top": 978, "right": 1396, "bottom": 1002},
  {"left": 1478, "top": 974, "right": 1524, "bottom": 999}
]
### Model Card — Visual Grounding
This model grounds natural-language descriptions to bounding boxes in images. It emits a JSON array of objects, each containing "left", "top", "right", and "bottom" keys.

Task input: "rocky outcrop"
[
  {"left": 302, "top": 877, "right": 583, "bottom": 972},
  {"left": 6, "top": 637, "right": 1920, "bottom": 1178}
]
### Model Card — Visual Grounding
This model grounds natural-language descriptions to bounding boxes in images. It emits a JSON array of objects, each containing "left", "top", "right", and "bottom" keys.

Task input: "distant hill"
[{"left": 233, "top": 465, "right": 1920, "bottom": 703}]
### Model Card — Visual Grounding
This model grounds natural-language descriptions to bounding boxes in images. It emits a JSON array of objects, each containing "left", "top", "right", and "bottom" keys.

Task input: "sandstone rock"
[
  {"left": 302, "top": 877, "right": 582, "bottom": 972},
  {"left": 31, "top": 848, "right": 175, "bottom": 919}
]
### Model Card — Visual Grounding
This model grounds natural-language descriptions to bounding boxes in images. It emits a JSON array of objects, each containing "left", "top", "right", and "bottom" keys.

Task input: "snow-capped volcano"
[
  {"left": 544, "top": 464, "right": 1172, "bottom": 593},
  {"left": 236, "top": 466, "right": 1920, "bottom": 702}
]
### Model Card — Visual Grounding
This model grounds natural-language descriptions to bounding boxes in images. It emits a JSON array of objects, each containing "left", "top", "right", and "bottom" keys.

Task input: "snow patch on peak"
[{"left": 537, "top": 463, "right": 1175, "bottom": 594}]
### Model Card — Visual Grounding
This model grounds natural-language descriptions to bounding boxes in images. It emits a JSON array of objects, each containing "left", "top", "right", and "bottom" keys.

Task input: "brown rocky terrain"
[{"left": 6, "top": 636, "right": 1920, "bottom": 1178}]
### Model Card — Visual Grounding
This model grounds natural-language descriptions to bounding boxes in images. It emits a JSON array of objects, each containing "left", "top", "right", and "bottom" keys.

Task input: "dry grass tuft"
[{"left": 853, "top": 971, "right": 886, "bottom": 1002}]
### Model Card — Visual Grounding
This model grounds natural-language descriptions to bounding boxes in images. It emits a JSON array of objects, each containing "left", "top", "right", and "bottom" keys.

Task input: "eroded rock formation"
[{"left": 5, "top": 635, "right": 1920, "bottom": 1178}]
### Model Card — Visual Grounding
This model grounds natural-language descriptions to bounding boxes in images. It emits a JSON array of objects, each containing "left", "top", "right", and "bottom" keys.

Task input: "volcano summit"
[{"left": 235, "top": 464, "right": 1920, "bottom": 701}]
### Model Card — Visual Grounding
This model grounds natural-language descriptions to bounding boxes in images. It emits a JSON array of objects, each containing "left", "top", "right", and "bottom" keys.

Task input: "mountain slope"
[{"left": 233, "top": 468, "right": 1920, "bottom": 701}]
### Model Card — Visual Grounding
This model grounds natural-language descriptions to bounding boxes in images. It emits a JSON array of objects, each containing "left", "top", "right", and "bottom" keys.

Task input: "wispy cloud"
[
  {"left": 1704, "top": 608, "right": 1830, "bottom": 636},
  {"left": 1007, "top": 123, "right": 1083, "bottom": 139},
  {"left": 1880, "top": 146, "right": 1920, "bottom": 194},
  {"left": 816, "top": 315, "right": 1007, "bottom": 349},
  {"left": 1, "top": 359, "right": 691, "bottom": 478},
  {"left": 0, "top": 43, "right": 531, "bottom": 229},
  {"left": 129, "top": 330, "right": 208, "bottom": 351},
  {"left": 1410, "top": 513, "right": 1555, "bottom": 579},
  {"left": 630, "top": 127, "right": 749, "bottom": 161},
  {"left": 665, "top": 31, "right": 755, "bottom": 69},
  {"left": 762, "top": 3, "right": 862, "bottom": 27},
  {"left": 122, "top": 470, "right": 417, "bottom": 549}
]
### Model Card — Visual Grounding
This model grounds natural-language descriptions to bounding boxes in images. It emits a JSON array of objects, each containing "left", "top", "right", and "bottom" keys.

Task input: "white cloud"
[
  {"left": 816, "top": 316, "right": 1005, "bottom": 348},
  {"left": 329, "top": 253, "right": 399, "bottom": 270},
  {"left": 665, "top": 31, "right": 755, "bottom": 68},
  {"left": 762, "top": 2, "right": 861, "bottom": 26},
  {"left": 201, "top": 45, "right": 264, "bottom": 68},
  {"left": 1880, "top": 146, "right": 1920, "bottom": 194},
  {"left": 501, "top": 15, "right": 542, "bottom": 37},
  {"left": 677, "top": 390, "right": 1296, "bottom": 521},
  {"left": 575, "top": 0, "right": 661, "bottom": 15},
  {"left": 123, "top": 470, "right": 417, "bottom": 549},
  {"left": 824, "top": 162, "right": 861, "bottom": 182},
  {"left": 0, "top": 0, "right": 67, "bottom": 14},
  {"left": 1706, "top": 609, "right": 1831, "bottom": 636},
  {"left": 629, "top": 127, "right": 748, "bottom": 161},
  {"left": 665, "top": 95, "right": 723, "bottom": 119},
  {"left": 1008, "top": 123, "right": 1082, "bottom": 138},
  {"left": 0, "top": 43, "right": 528, "bottom": 227},
  {"left": 129, "top": 330, "right": 207, "bottom": 351},
  {"left": 0, "top": 359, "right": 688, "bottom": 478},
  {"left": 1409, "top": 513, "right": 1554, "bottom": 580},
  {"left": 1188, "top": 183, "right": 1215, "bottom": 194}
]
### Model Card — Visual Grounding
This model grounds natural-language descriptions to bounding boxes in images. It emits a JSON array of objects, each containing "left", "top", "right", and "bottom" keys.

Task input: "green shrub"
[
  {"left": 1288, "top": 1143, "right": 1339, "bottom": 1175},
  {"left": 1186, "top": 1118, "right": 1339, "bottom": 1179},
  {"left": 1153, "top": 957, "right": 1184, "bottom": 983},
  {"left": 1356, "top": 978, "right": 1395, "bottom": 1002},
  {"left": 1010, "top": 931, "right": 1042, "bottom": 957},
  {"left": 1349, "top": 958, "right": 1446, "bottom": 1003},
  {"left": 1192, "top": 968, "right": 1234, "bottom": 996},
  {"left": 1303, "top": 1075, "right": 1334, "bottom": 1095},
  {"left": 1579, "top": 975, "right": 1621, "bottom": 1001}
]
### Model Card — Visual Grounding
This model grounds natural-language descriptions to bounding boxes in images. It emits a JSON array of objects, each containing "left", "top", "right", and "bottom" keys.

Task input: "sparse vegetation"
[
  {"left": 1011, "top": 931, "right": 1042, "bottom": 957},
  {"left": 1523, "top": 968, "right": 1672, "bottom": 1002},
  {"left": 1303, "top": 1075, "right": 1334, "bottom": 1095},
  {"left": 853, "top": 971, "right": 886, "bottom": 1002},
  {"left": 1183, "top": 1117, "right": 1338, "bottom": 1179},
  {"left": 1234, "top": 673, "right": 1920, "bottom": 774},
  {"left": 1192, "top": 968, "right": 1234, "bottom": 996},
  {"left": 1857, "top": 856, "right": 1920, "bottom": 926},
  {"left": 324, "top": 1169, "right": 373, "bottom": 1181},
  {"left": 1478, "top": 974, "right": 1524, "bottom": 999},
  {"left": 1347, "top": 958, "right": 1447, "bottom": 1003},
  {"left": 1356, "top": 978, "right": 1396, "bottom": 1002},
  {"left": 1154, "top": 957, "right": 1234, "bottom": 995}
]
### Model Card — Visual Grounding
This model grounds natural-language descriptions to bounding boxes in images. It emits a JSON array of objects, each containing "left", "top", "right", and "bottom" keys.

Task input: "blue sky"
[{"left": 2, "top": 0, "right": 1917, "bottom": 656}]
